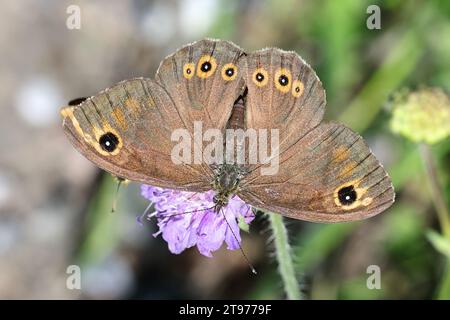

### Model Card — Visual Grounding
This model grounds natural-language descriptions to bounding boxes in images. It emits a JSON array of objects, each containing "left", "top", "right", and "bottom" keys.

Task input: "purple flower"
[{"left": 140, "top": 185, "right": 254, "bottom": 257}]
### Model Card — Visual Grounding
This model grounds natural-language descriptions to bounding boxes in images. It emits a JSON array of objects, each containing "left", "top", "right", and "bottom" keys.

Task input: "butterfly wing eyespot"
[
  {"left": 292, "top": 80, "right": 304, "bottom": 98},
  {"left": 183, "top": 63, "right": 195, "bottom": 79},
  {"left": 274, "top": 68, "right": 292, "bottom": 93},
  {"left": 196, "top": 55, "right": 217, "bottom": 78},
  {"left": 337, "top": 185, "right": 357, "bottom": 205},
  {"left": 90, "top": 125, "right": 123, "bottom": 156},
  {"left": 221, "top": 63, "right": 238, "bottom": 81},
  {"left": 333, "top": 180, "right": 372, "bottom": 210},
  {"left": 99, "top": 132, "right": 120, "bottom": 153},
  {"left": 252, "top": 68, "right": 269, "bottom": 87},
  {"left": 61, "top": 103, "right": 124, "bottom": 157}
]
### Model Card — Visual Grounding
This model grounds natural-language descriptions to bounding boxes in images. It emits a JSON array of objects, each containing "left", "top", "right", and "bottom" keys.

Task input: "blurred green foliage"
[{"left": 76, "top": 175, "right": 122, "bottom": 266}]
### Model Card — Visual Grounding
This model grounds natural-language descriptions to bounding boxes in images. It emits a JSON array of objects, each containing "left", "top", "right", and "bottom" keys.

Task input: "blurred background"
[{"left": 0, "top": 0, "right": 449, "bottom": 299}]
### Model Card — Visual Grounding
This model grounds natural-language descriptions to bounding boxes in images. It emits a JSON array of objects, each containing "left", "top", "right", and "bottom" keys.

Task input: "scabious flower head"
[
  {"left": 140, "top": 185, "right": 254, "bottom": 257},
  {"left": 390, "top": 87, "right": 450, "bottom": 144}
]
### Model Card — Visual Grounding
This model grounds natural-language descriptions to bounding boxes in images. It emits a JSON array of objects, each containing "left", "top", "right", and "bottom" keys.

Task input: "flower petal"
[{"left": 140, "top": 185, "right": 254, "bottom": 257}]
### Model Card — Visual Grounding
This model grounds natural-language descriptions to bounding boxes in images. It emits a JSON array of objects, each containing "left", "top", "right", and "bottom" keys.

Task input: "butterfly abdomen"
[{"left": 226, "top": 95, "right": 247, "bottom": 131}]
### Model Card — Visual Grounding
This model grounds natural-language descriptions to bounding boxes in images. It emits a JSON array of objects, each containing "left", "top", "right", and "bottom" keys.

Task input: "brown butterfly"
[{"left": 60, "top": 39, "right": 394, "bottom": 223}]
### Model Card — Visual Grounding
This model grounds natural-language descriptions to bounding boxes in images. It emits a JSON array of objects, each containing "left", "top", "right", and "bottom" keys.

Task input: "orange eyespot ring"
[
  {"left": 197, "top": 55, "right": 217, "bottom": 78},
  {"left": 93, "top": 125, "right": 123, "bottom": 156},
  {"left": 274, "top": 68, "right": 292, "bottom": 93},
  {"left": 221, "top": 63, "right": 238, "bottom": 81},
  {"left": 61, "top": 106, "right": 122, "bottom": 156},
  {"left": 292, "top": 80, "right": 304, "bottom": 98},
  {"left": 183, "top": 63, "right": 195, "bottom": 79},
  {"left": 252, "top": 68, "right": 269, "bottom": 87}
]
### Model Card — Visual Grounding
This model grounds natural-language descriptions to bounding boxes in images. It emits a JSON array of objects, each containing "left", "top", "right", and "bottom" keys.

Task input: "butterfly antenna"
[
  {"left": 138, "top": 205, "right": 216, "bottom": 224},
  {"left": 185, "top": 192, "right": 199, "bottom": 201},
  {"left": 158, "top": 206, "right": 216, "bottom": 219},
  {"left": 137, "top": 201, "right": 154, "bottom": 225},
  {"left": 182, "top": 206, "right": 215, "bottom": 214},
  {"left": 220, "top": 208, "right": 257, "bottom": 275},
  {"left": 111, "top": 177, "right": 126, "bottom": 213}
]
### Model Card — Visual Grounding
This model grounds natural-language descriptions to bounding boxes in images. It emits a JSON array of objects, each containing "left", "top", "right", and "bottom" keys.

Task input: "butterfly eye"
[
  {"left": 274, "top": 68, "right": 292, "bottom": 93},
  {"left": 292, "top": 80, "right": 304, "bottom": 98},
  {"left": 183, "top": 63, "right": 195, "bottom": 79},
  {"left": 197, "top": 55, "right": 217, "bottom": 78},
  {"left": 99, "top": 132, "right": 120, "bottom": 153},
  {"left": 221, "top": 63, "right": 238, "bottom": 81},
  {"left": 337, "top": 185, "right": 358, "bottom": 205},
  {"left": 252, "top": 68, "right": 269, "bottom": 87}
]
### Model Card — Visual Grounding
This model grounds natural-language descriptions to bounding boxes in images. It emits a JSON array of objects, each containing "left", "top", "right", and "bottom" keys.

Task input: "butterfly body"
[
  {"left": 61, "top": 39, "right": 394, "bottom": 222},
  {"left": 212, "top": 163, "right": 247, "bottom": 212}
]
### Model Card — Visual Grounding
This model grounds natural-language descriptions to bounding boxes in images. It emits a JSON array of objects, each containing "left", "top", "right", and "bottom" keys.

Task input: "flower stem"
[
  {"left": 419, "top": 144, "right": 450, "bottom": 238},
  {"left": 418, "top": 144, "right": 450, "bottom": 299},
  {"left": 437, "top": 260, "right": 450, "bottom": 299},
  {"left": 268, "top": 212, "right": 302, "bottom": 300}
]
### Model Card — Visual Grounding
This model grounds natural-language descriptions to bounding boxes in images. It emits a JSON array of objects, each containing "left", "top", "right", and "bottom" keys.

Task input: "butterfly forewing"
[
  {"left": 155, "top": 39, "right": 247, "bottom": 132},
  {"left": 61, "top": 78, "right": 212, "bottom": 191}
]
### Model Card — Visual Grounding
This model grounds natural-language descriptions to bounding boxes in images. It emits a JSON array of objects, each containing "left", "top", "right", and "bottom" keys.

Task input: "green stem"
[
  {"left": 437, "top": 261, "right": 450, "bottom": 299},
  {"left": 268, "top": 212, "right": 302, "bottom": 300},
  {"left": 418, "top": 144, "right": 450, "bottom": 299},
  {"left": 419, "top": 144, "right": 450, "bottom": 238}
]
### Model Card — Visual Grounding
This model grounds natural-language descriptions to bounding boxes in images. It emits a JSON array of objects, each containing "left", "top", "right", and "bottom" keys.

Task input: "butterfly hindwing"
[
  {"left": 244, "top": 48, "right": 326, "bottom": 152},
  {"left": 239, "top": 123, "right": 395, "bottom": 222}
]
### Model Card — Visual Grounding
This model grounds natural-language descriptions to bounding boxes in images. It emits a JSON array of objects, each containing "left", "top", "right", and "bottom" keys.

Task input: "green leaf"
[{"left": 426, "top": 229, "right": 450, "bottom": 259}]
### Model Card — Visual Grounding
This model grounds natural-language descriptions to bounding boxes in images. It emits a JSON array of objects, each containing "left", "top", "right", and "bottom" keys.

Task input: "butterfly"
[{"left": 61, "top": 39, "right": 394, "bottom": 223}]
